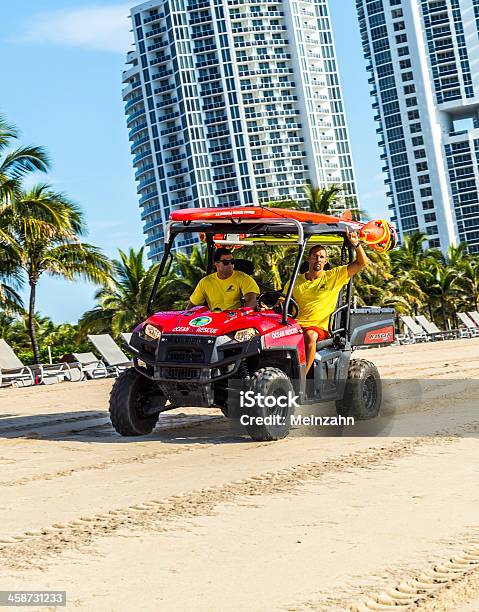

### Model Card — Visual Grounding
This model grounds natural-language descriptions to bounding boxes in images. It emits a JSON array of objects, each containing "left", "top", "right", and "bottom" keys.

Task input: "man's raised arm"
[{"left": 346, "top": 231, "right": 369, "bottom": 278}]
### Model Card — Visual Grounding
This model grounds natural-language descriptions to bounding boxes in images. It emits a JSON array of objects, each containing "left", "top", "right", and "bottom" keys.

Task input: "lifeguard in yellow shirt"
[
  {"left": 187, "top": 248, "right": 260, "bottom": 311},
  {"left": 284, "top": 231, "right": 368, "bottom": 374}
]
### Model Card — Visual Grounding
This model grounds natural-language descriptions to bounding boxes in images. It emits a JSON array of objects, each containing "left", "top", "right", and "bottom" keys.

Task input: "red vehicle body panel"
[
  {"left": 138, "top": 306, "right": 307, "bottom": 365},
  {"left": 363, "top": 325, "right": 395, "bottom": 345}
]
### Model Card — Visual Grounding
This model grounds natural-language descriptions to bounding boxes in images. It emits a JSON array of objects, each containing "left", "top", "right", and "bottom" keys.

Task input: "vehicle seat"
[
  {"left": 234, "top": 258, "right": 254, "bottom": 275},
  {"left": 316, "top": 338, "right": 334, "bottom": 350}
]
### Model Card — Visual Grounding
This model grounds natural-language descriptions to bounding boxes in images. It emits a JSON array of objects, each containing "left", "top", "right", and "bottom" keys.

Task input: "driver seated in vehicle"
[
  {"left": 284, "top": 231, "right": 368, "bottom": 374},
  {"left": 187, "top": 248, "right": 260, "bottom": 311}
]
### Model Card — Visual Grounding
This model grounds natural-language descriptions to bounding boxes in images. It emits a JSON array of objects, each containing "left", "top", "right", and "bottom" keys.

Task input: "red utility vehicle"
[{"left": 109, "top": 206, "right": 396, "bottom": 441}]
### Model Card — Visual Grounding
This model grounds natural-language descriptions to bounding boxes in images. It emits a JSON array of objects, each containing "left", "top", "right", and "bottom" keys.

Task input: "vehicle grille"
[
  {"left": 167, "top": 349, "right": 204, "bottom": 363},
  {"left": 162, "top": 367, "right": 201, "bottom": 380},
  {"left": 166, "top": 335, "right": 212, "bottom": 345}
]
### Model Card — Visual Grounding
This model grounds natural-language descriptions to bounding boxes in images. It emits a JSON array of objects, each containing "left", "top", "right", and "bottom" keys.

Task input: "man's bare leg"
[{"left": 304, "top": 329, "right": 319, "bottom": 375}]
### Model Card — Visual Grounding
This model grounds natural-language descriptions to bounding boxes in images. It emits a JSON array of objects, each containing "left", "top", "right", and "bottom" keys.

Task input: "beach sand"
[{"left": 0, "top": 339, "right": 478, "bottom": 611}]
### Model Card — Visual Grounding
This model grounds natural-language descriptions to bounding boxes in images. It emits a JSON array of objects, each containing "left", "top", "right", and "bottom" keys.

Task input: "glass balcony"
[
  {"left": 126, "top": 108, "right": 146, "bottom": 126},
  {"left": 187, "top": 0, "right": 210, "bottom": 9},
  {"left": 170, "top": 181, "right": 191, "bottom": 191},
  {"left": 144, "top": 12, "right": 165, "bottom": 25},
  {"left": 150, "top": 54, "right": 171, "bottom": 66},
  {"left": 147, "top": 40, "right": 168, "bottom": 52},
  {"left": 151, "top": 68, "right": 174, "bottom": 80},
  {"left": 129, "top": 123, "right": 148, "bottom": 138},
  {"left": 124, "top": 95, "right": 143, "bottom": 112},
  {"left": 171, "top": 195, "right": 194, "bottom": 206},
  {"left": 205, "top": 114, "right": 228, "bottom": 125},
  {"left": 213, "top": 171, "right": 236, "bottom": 180},
  {"left": 135, "top": 163, "right": 154, "bottom": 180},
  {"left": 139, "top": 191, "right": 158, "bottom": 204},
  {"left": 130, "top": 136, "right": 150, "bottom": 152},
  {"left": 209, "top": 144, "right": 231, "bottom": 153},
  {"left": 157, "top": 97, "right": 178, "bottom": 108},
  {"left": 146, "top": 26, "right": 167, "bottom": 38},
  {"left": 211, "top": 157, "right": 234, "bottom": 167},
  {"left": 167, "top": 167, "right": 188, "bottom": 177},
  {"left": 202, "top": 100, "right": 226, "bottom": 111},
  {"left": 137, "top": 176, "right": 157, "bottom": 190},
  {"left": 164, "top": 153, "right": 187, "bottom": 164},
  {"left": 207, "top": 128, "right": 230, "bottom": 138},
  {"left": 158, "top": 110, "right": 180, "bottom": 122},
  {"left": 154, "top": 82, "right": 175, "bottom": 95},
  {"left": 133, "top": 150, "right": 152, "bottom": 164},
  {"left": 160, "top": 124, "right": 182, "bottom": 136},
  {"left": 191, "top": 27, "right": 215, "bottom": 39}
]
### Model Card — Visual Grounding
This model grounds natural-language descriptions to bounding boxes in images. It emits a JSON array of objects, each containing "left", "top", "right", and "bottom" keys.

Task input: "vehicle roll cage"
[{"left": 147, "top": 217, "right": 354, "bottom": 336}]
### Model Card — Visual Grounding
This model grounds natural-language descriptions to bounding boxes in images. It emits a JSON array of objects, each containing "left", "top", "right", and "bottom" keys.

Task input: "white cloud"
[{"left": 18, "top": 4, "right": 133, "bottom": 53}]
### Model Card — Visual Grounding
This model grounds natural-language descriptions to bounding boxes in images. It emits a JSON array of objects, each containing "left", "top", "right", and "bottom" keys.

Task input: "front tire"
[
  {"left": 243, "top": 367, "right": 295, "bottom": 441},
  {"left": 109, "top": 368, "right": 161, "bottom": 436},
  {"left": 335, "top": 359, "right": 381, "bottom": 420}
]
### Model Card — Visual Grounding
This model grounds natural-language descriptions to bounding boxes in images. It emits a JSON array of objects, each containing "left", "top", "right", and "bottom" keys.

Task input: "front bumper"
[{"left": 129, "top": 332, "right": 261, "bottom": 384}]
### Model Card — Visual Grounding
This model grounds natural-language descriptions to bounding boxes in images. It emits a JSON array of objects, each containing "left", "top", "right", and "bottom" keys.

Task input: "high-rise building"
[
  {"left": 357, "top": 0, "right": 479, "bottom": 252},
  {"left": 123, "top": 0, "right": 358, "bottom": 261}
]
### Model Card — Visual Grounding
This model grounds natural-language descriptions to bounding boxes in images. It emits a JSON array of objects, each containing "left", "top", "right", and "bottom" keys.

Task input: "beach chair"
[
  {"left": 87, "top": 334, "right": 132, "bottom": 377},
  {"left": 120, "top": 332, "right": 132, "bottom": 347},
  {"left": 71, "top": 352, "right": 109, "bottom": 380},
  {"left": 468, "top": 311, "right": 479, "bottom": 329},
  {"left": 399, "top": 316, "right": 428, "bottom": 342},
  {"left": 415, "top": 315, "right": 458, "bottom": 341},
  {"left": 0, "top": 339, "right": 80, "bottom": 387},
  {"left": 457, "top": 313, "right": 479, "bottom": 338}
]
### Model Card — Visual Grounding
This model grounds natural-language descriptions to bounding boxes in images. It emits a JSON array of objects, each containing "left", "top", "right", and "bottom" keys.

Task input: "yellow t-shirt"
[
  {"left": 284, "top": 266, "right": 349, "bottom": 330},
  {"left": 189, "top": 270, "right": 260, "bottom": 311}
]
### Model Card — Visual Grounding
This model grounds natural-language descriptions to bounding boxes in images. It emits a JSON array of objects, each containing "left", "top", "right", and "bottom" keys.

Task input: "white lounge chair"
[
  {"left": 71, "top": 352, "right": 109, "bottom": 380},
  {"left": 121, "top": 332, "right": 132, "bottom": 346},
  {"left": 468, "top": 311, "right": 479, "bottom": 329},
  {"left": 457, "top": 313, "right": 479, "bottom": 338},
  {"left": 0, "top": 339, "right": 80, "bottom": 387},
  {"left": 400, "top": 316, "right": 428, "bottom": 342},
  {"left": 415, "top": 315, "right": 457, "bottom": 340},
  {"left": 87, "top": 335, "right": 132, "bottom": 377}
]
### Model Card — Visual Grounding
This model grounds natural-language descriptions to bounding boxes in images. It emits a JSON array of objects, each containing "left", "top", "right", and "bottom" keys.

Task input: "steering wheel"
[{"left": 257, "top": 290, "right": 299, "bottom": 319}]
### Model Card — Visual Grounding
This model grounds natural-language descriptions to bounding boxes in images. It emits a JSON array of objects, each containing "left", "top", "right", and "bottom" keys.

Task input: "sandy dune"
[{"left": 0, "top": 339, "right": 478, "bottom": 611}]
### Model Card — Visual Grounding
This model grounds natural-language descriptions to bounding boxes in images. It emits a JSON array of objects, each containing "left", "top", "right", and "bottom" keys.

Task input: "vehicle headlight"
[
  {"left": 144, "top": 323, "right": 162, "bottom": 340},
  {"left": 234, "top": 328, "right": 258, "bottom": 342}
]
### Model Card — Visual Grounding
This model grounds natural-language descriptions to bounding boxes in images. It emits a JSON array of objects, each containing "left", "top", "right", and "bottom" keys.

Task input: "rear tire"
[
  {"left": 335, "top": 359, "right": 381, "bottom": 420},
  {"left": 109, "top": 368, "right": 161, "bottom": 436},
  {"left": 243, "top": 367, "right": 294, "bottom": 442}
]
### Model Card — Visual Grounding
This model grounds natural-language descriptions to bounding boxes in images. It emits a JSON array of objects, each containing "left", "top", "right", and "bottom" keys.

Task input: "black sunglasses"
[{"left": 219, "top": 259, "right": 235, "bottom": 265}]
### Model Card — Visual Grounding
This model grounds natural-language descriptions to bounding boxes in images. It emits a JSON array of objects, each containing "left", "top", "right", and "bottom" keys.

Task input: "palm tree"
[
  {"left": 80, "top": 247, "right": 176, "bottom": 336},
  {"left": 423, "top": 259, "right": 463, "bottom": 328},
  {"left": 3, "top": 184, "right": 112, "bottom": 363},
  {"left": 355, "top": 249, "right": 425, "bottom": 314},
  {"left": 0, "top": 242, "right": 24, "bottom": 313},
  {"left": 460, "top": 257, "right": 479, "bottom": 310},
  {"left": 0, "top": 115, "right": 50, "bottom": 206},
  {"left": 0, "top": 115, "right": 50, "bottom": 313},
  {"left": 303, "top": 182, "right": 344, "bottom": 214},
  {"left": 172, "top": 245, "right": 208, "bottom": 306}
]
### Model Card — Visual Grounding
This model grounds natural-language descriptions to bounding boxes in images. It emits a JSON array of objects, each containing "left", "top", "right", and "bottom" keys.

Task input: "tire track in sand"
[
  {"left": 0, "top": 411, "right": 107, "bottom": 436},
  {"left": 347, "top": 529, "right": 479, "bottom": 611},
  {"left": 2, "top": 428, "right": 475, "bottom": 571},
  {"left": 0, "top": 415, "right": 223, "bottom": 487}
]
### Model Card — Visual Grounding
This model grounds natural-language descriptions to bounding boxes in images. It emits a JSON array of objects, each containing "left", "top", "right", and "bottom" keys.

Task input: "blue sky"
[{"left": 1, "top": 1, "right": 387, "bottom": 323}]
